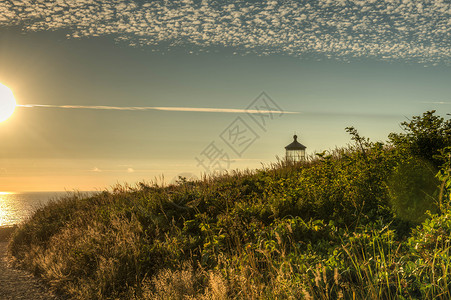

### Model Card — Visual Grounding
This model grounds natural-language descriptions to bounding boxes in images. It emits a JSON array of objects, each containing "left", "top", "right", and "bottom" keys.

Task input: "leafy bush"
[
  {"left": 387, "top": 157, "right": 440, "bottom": 223},
  {"left": 389, "top": 110, "right": 451, "bottom": 167}
]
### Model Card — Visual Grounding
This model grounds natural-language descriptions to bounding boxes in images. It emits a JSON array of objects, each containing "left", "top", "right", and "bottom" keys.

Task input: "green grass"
[{"left": 7, "top": 111, "right": 451, "bottom": 299}]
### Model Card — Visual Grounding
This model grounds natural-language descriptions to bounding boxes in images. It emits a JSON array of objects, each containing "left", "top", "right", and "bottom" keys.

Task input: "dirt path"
[{"left": 0, "top": 242, "right": 63, "bottom": 300}]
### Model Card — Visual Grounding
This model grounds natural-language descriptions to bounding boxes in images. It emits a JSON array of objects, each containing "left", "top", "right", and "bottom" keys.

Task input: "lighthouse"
[{"left": 285, "top": 135, "right": 306, "bottom": 162}]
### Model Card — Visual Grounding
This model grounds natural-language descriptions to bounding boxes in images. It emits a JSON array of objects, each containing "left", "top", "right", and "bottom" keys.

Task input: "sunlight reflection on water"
[{"left": 0, "top": 192, "right": 88, "bottom": 227}]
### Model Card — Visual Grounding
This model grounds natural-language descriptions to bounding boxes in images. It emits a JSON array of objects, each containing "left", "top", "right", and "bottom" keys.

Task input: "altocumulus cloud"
[{"left": 1, "top": 0, "right": 451, "bottom": 64}]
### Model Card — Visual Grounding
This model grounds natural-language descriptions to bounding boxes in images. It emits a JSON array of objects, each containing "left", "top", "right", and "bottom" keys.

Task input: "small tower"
[{"left": 285, "top": 135, "right": 306, "bottom": 162}]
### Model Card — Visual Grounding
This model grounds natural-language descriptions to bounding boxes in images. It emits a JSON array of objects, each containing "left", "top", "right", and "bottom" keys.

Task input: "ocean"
[{"left": 0, "top": 191, "right": 94, "bottom": 227}]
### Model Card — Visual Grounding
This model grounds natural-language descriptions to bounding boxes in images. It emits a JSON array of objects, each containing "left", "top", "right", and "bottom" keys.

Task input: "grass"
[
  {"left": 0, "top": 225, "right": 17, "bottom": 242},
  {"left": 6, "top": 112, "right": 451, "bottom": 299}
]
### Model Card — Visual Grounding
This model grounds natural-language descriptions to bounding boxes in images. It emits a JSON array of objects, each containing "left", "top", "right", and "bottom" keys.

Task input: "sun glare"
[{"left": 0, "top": 83, "right": 16, "bottom": 122}]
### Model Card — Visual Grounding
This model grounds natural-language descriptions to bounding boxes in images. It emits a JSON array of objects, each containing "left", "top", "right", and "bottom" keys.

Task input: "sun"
[{"left": 0, "top": 83, "right": 16, "bottom": 122}]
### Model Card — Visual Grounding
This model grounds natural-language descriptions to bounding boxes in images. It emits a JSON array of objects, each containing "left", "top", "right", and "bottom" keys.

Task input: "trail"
[{"left": 0, "top": 242, "right": 62, "bottom": 300}]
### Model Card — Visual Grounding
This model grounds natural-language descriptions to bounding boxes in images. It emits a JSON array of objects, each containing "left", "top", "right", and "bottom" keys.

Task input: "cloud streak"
[
  {"left": 16, "top": 104, "right": 298, "bottom": 114},
  {"left": 421, "top": 101, "right": 451, "bottom": 105},
  {"left": 1, "top": 0, "right": 451, "bottom": 65}
]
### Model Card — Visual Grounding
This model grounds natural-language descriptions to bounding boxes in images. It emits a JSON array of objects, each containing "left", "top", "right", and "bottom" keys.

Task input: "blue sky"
[{"left": 0, "top": 0, "right": 450, "bottom": 191}]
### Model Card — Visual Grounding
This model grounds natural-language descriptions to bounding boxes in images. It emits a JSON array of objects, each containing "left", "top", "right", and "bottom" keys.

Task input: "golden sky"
[{"left": 1, "top": 1, "right": 451, "bottom": 191}]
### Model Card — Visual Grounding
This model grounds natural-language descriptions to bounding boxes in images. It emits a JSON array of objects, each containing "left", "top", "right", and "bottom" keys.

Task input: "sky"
[{"left": 0, "top": 0, "right": 451, "bottom": 192}]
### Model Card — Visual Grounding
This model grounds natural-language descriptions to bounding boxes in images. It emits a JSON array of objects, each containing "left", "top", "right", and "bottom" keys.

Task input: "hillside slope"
[{"left": 9, "top": 111, "right": 451, "bottom": 299}]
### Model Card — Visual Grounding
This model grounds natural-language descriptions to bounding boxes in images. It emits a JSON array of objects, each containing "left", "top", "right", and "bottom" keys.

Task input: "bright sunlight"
[{"left": 0, "top": 83, "right": 16, "bottom": 122}]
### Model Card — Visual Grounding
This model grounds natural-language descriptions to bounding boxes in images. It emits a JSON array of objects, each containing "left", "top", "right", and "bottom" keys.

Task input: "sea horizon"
[{"left": 1, "top": 190, "right": 97, "bottom": 194}]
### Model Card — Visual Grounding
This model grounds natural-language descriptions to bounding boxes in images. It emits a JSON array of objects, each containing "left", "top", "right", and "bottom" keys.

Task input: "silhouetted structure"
[{"left": 285, "top": 135, "right": 306, "bottom": 162}]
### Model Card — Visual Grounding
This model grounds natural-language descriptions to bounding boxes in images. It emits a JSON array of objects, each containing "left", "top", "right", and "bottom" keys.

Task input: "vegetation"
[
  {"left": 7, "top": 110, "right": 451, "bottom": 299},
  {"left": 0, "top": 225, "right": 16, "bottom": 242}
]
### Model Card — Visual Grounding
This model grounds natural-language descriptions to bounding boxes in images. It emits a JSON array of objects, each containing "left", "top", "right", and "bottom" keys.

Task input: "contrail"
[
  {"left": 16, "top": 104, "right": 299, "bottom": 114},
  {"left": 420, "top": 101, "right": 451, "bottom": 104}
]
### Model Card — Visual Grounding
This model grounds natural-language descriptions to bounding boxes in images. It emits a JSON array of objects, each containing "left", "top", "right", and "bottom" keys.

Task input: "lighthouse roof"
[{"left": 285, "top": 135, "right": 306, "bottom": 150}]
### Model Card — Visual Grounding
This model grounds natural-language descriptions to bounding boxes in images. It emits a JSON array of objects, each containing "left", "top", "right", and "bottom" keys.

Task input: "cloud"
[
  {"left": 1, "top": 0, "right": 451, "bottom": 65},
  {"left": 91, "top": 167, "right": 101, "bottom": 172},
  {"left": 127, "top": 168, "right": 134, "bottom": 173},
  {"left": 16, "top": 104, "right": 298, "bottom": 114}
]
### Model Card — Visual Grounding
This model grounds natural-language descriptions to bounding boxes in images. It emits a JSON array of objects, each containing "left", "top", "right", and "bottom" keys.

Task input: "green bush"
[{"left": 387, "top": 157, "right": 440, "bottom": 223}]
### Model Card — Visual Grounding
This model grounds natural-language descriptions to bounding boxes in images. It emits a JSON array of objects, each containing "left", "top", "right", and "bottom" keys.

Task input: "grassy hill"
[{"left": 8, "top": 111, "right": 451, "bottom": 299}]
